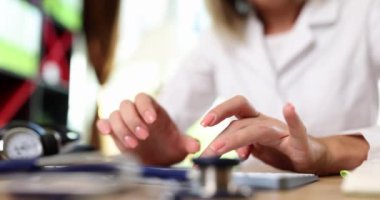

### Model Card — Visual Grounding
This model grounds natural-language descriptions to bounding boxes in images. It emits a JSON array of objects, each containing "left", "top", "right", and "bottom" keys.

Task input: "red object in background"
[
  {"left": 0, "top": 2, "right": 74, "bottom": 128},
  {"left": 40, "top": 18, "right": 72, "bottom": 87},
  {"left": 0, "top": 81, "right": 36, "bottom": 127}
]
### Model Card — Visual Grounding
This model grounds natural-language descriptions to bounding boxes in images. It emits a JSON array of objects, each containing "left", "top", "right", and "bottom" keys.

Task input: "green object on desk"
[{"left": 340, "top": 170, "right": 350, "bottom": 178}]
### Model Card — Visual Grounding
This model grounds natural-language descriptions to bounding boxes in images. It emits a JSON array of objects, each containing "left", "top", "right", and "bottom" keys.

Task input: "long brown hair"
[{"left": 205, "top": 0, "right": 250, "bottom": 40}]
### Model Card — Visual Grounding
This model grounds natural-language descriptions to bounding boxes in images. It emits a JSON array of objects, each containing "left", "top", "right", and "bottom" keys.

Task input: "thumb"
[
  {"left": 236, "top": 146, "right": 252, "bottom": 160},
  {"left": 180, "top": 135, "right": 201, "bottom": 154},
  {"left": 283, "top": 103, "right": 307, "bottom": 140}
]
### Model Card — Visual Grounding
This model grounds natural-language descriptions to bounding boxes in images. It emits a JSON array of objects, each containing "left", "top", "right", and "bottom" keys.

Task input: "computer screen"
[
  {"left": 42, "top": 0, "right": 82, "bottom": 32},
  {"left": 0, "top": 0, "right": 42, "bottom": 78},
  {"left": 0, "top": 0, "right": 82, "bottom": 79}
]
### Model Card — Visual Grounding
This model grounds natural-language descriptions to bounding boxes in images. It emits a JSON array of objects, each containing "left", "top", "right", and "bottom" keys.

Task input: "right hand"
[{"left": 97, "top": 93, "right": 200, "bottom": 166}]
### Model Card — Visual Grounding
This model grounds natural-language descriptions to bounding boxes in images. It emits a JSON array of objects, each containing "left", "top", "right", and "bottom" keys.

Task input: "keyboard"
[{"left": 233, "top": 172, "right": 319, "bottom": 189}]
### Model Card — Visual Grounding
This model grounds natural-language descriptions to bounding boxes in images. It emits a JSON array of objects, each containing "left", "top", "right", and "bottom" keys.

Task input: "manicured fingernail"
[
  {"left": 201, "top": 113, "right": 216, "bottom": 127},
  {"left": 144, "top": 111, "right": 156, "bottom": 124},
  {"left": 210, "top": 141, "right": 226, "bottom": 154},
  {"left": 124, "top": 136, "right": 138, "bottom": 149},
  {"left": 135, "top": 126, "right": 148, "bottom": 140}
]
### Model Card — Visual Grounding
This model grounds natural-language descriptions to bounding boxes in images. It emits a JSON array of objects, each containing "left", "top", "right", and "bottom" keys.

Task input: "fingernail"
[
  {"left": 210, "top": 141, "right": 226, "bottom": 154},
  {"left": 144, "top": 111, "right": 156, "bottom": 124},
  {"left": 124, "top": 136, "right": 138, "bottom": 149},
  {"left": 135, "top": 126, "right": 149, "bottom": 140},
  {"left": 201, "top": 113, "right": 216, "bottom": 127}
]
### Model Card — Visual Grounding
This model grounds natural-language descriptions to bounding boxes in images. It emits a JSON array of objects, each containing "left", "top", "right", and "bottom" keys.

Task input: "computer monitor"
[
  {"left": 42, "top": 0, "right": 82, "bottom": 32},
  {"left": 0, "top": 0, "right": 42, "bottom": 78},
  {"left": 0, "top": 0, "right": 82, "bottom": 79}
]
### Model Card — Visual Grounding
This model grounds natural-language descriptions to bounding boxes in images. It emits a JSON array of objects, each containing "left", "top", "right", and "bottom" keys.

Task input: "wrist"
[
  {"left": 311, "top": 137, "right": 333, "bottom": 175},
  {"left": 313, "top": 134, "right": 369, "bottom": 176},
  {"left": 308, "top": 137, "right": 331, "bottom": 175}
]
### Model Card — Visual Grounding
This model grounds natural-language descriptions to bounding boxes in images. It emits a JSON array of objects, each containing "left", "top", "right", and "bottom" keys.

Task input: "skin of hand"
[
  {"left": 200, "top": 96, "right": 369, "bottom": 175},
  {"left": 97, "top": 93, "right": 200, "bottom": 166}
]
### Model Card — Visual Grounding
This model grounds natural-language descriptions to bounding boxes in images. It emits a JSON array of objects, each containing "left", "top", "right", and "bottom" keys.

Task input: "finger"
[
  {"left": 201, "top": 95, "right": 259, "bottom": 127},
  {"left": 201, "top": 120, "right": 245, "bottom": 157},
  {"left": 200, "top": 134, "right": 228, "bottom": 157},
  {"left": 109, "top": 111, "right": 138, "bottom": 149},
  {"left": 134, "top": 93, "right": 158, "bottom": 124},
  {"left": 111, "top": 133, "right": 128, "bottom": 153},
  {"left": 283, "top": 103, "right": 307, "bottom": 140},
  {"left": 201, "top": 118, "right": 286, "bottom": 157},
  {"left": 236, "top": 146, "right": 251, "bottom": 160},
  {"left": 119, "top": 100, "right": 149, "bottom": 140},
  {"left": 180, "top": 136, "right": 201, "bottom": 154},
  {"left": 97, "top": 119, "right": 111, "bottom": 135},
  {"left": 97, "top": 119, "right": 129, "bottom": 153},
  {"left": 201, "top": 130, "right": 253, "bottom": 157}
]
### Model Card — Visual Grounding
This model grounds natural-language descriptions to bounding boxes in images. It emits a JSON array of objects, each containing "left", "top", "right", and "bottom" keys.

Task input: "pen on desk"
[
  {"left": 0, "top": 158, "right": 190, "bottom": 178},
  {"left": 340, "top": 170, "right": 350, "bottom": 178},
  {"left": 0, "top": 159, "right": 121, "bottom": 174},
  {"left": 141, "top": 166, "right": 193, "bottom": 182},
  {"left": 0, "top": 152, "right": 194, "bottom": 181},
  {"left": 0, "top": 159, "right": 39, "bottom": 173}
]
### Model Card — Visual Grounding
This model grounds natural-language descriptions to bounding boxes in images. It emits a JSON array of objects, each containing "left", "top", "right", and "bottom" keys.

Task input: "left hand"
[{"left": 200, "top": 95, "right": 328, "bottom": 174}]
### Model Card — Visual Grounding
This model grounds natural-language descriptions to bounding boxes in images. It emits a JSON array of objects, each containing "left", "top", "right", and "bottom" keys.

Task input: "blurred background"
[
  {"left": 0, "top": 0, "right": 215, "bottom": 163},
  {"left": 4, "top": 0, "right": 380, "bottom": 165}
]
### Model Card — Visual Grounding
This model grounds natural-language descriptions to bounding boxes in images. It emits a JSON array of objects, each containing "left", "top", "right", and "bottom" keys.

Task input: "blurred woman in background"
[{"left": 97, "top": 0, "right": 380, "bottom": 175}]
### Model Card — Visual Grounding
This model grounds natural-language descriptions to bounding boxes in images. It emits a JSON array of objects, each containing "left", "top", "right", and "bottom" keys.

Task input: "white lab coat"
[{"left": 158, "top": 0, "right": 380, "bottom": 160}]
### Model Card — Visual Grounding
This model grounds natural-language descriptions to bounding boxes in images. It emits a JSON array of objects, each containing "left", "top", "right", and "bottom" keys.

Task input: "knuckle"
[
  {"left": 109, "top": 113, "right": 125, "bottom": 135},
  {"left": 209, "top": 108, "right": 219, "bottom": 116},
  {"left": 135, "top": 92, "right": 148, "bottom": 102},
  {"left": 234, "top": 95, "right": 248, "bottom": 105},
  {"left": 109, "top": 111, "right": 119, "bottom": 120},
  {"left": 120, "top": 100, "right": 133, "bottom": 110},
  {"left": 119, "top": 107, "right": 144, "bottom": 129},
  {"left": 228, "top": 120, "right": 241, "bottom": 129},
  {"left": 125, "top": 115, "right": 141, "bottom": 128}
]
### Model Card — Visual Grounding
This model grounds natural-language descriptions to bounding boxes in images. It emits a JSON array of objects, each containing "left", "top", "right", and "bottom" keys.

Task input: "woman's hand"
[
  {"left": 97, "top": 93, "right": 200, "bottom": 166},
  {"left": 200, "top": 95, "right": 329, "bottom": 174}
]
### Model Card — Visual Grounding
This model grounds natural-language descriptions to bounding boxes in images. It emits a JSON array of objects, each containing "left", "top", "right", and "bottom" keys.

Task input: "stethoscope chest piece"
[{"left": 175, "top": 157, "right": 252, "bottom": 199}]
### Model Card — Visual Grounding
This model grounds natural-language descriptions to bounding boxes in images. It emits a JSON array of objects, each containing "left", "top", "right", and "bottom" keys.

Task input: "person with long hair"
[{"left": 97, "top": 0, "right": 380, "bottom": 175}]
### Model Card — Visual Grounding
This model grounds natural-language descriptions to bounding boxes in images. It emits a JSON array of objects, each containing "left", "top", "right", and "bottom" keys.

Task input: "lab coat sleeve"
[
  {"left": 157, "top": 34, "right": 217, "bottom": 133},
  {"left": 363, "top": 1, "right": 380, "bottom": 160},
  {"left": 346, "top": 126, "right": 380, "bottom": 161},
  {"left": 369, "top": 0, "right": 380, "bottom": 76}
]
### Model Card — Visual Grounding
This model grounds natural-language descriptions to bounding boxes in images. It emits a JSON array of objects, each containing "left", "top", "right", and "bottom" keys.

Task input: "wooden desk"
[
  {"left": 254, "top": 176, "right": 371, "bottom": 200},
  {"left": 0, "top": 161, "right": 377, "bottom": 200},
  {"left": 110, "top": 158, "right": 379, "bottom": 200},
  {"left": 100, "top": 175, "right": 377, "bottom": 200},
  {"left": 0, "top": 175, "right": 376, "bottom": 199}
]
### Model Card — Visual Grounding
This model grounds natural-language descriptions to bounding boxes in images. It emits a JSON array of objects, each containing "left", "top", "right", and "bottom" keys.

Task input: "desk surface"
[
  {"left": 0, "top": 162, "right": 376, "bottom": 200},
  {"left": 0, "top": 174, "right": 375, "bottom": 199},
  {"left": 254, "top": 176, "right": 367, "bottom": 200},
  {"left": 99, "top": 176, "right": 375, "bottom": 200}
]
